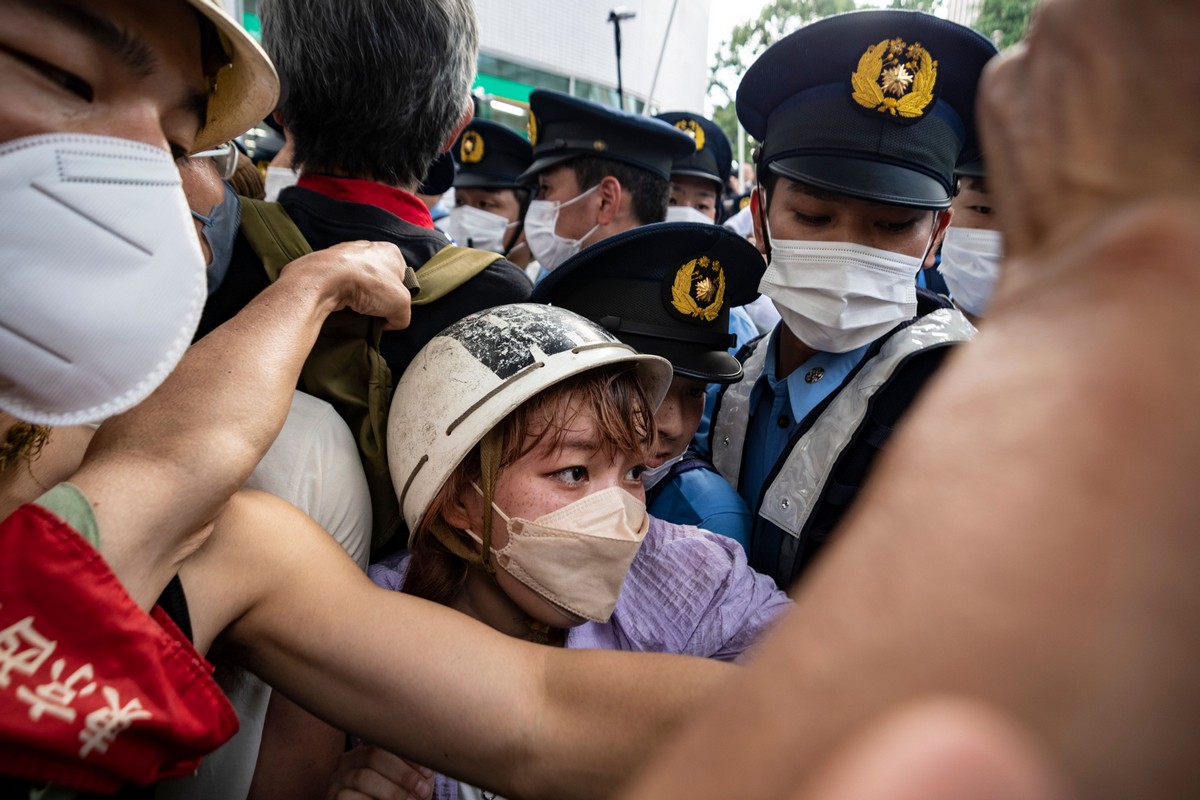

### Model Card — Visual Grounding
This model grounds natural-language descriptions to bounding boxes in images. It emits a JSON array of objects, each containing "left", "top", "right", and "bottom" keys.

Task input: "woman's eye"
[
  {"left": 971, "top": 205, "right": 994, "bottom": 216},
  {"left": 625, "top": 465, "right": 647, "bottom": 481},
  {"left": 552, "top": 466, "right": 588, "bottom": 485}
]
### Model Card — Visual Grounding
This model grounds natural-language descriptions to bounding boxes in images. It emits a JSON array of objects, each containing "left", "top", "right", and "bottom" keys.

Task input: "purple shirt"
[{"left": 369, "top": 516, "right": 792, "bottom": 800}]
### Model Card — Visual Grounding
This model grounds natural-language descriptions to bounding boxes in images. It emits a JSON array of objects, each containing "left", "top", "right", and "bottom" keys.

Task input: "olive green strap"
[
  {"left": 238, "top": 198, "right": 313, "bottom": 281},
  {"left": 412, "top": 245, "right": 503, "bottom": 306}
]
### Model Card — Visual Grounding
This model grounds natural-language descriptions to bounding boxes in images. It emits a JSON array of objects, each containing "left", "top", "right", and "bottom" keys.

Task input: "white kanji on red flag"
[
  {"left": 78, "top": 686, "right": 152, "bottom": 759},
  {"left": 17, "top": 658, "right": 97, "bottom": 723},
  {"left": 0, "top": 614, "right": 57, "bottom": 689}
]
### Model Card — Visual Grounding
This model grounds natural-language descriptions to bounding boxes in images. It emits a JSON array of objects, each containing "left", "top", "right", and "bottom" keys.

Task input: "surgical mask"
[
  {"left": 642, "top": 451, "right": 685, "bottom": 492},
  {"left": 758, "top": 204, "right": 938, "bottom": 352},
  {"left": 665, "top": 205, "right": 714, "bottom": 225},
  {"left": 523, "top": 185, "right": 601, "bottom": 272},
  {"left": 191, "top": 182, "right": 242, "bottom": 295},
  {"left": 0, "top": 134, "right": 206, "bottom": 426},
  {"left": 263, "top": 165, "right": 298, "bottom": 202},
  {"left": 447, "top": 204, "right": 517, "bottom": 253},
  {"left": 468, "top": 484, "right": 649, "bottom": 623},
  {"left": 937, "top": 227, "right": 1004, "bottom": 318}
]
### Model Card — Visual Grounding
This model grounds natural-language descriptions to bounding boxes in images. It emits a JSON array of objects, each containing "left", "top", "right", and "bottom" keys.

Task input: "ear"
[
  {"left": 594, "top": 174, "right": 623, "bottom": 226},
  {"left": 923, "top": 208, "right": 954, "bottom": 269},
  {"left": 750, "top": 187, "right": 768, "bottom": 258},
  {"left": 442, "top": 483, "right": 483, "bottom": 531},
  {"left": 440, "top": 97, "right": 475, "bottom": 154}
]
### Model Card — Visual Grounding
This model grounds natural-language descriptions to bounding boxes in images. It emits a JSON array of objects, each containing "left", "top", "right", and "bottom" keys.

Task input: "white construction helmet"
[{"left": 389, "top": 304, "right": 673, "bottom": 537}]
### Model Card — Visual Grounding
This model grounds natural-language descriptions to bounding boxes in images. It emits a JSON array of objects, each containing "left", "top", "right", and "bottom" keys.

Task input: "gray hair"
[{"left": 261, "top": 0, "right": 478, "bottom": 188}]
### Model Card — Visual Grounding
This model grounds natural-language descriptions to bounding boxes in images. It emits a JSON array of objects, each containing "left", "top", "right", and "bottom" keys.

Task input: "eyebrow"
[
  {"left": 32, "top": 0, "right": 157, "bottom": 79},
  {"left": 21, "top": 0, "right": 210, "bottom": 135}
]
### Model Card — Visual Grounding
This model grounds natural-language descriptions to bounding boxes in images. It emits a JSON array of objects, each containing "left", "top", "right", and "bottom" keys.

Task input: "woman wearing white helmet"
[{"left": 326, "top": 304, "right": 790, "bottom": 799}]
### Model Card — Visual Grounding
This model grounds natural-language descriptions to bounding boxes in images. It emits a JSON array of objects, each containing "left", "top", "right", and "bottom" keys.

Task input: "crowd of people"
[{"left": 1, "top": 0, "right": 1198, "bottom": 798}]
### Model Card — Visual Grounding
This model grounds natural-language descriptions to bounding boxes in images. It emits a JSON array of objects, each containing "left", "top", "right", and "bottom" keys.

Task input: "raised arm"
[
  {"left": 72, "top": 240, "right": 410, "bottom": 608},
  {"left": 618, "top": 0, "right": 1200, "bottom": 797}
]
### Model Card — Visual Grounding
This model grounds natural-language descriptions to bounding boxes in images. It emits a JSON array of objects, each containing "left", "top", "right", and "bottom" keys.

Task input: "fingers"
[
  {"left": 326, "top": 745, "right": 434, "bottom": 800},
  {"left": 790, "top": 697, "right": 1066, "bottom": 800}
]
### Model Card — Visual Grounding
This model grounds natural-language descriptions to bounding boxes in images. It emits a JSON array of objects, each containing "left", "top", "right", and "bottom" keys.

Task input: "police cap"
[
  {"left": 531, "top": 222, "right": 764, "bottom": 384},
  {"left": 453, "top": 119, "right": 533, "bottom": 189},
  {"left": 737, "top": 10, "right": 998, "bottom": 209},
  {"left": 520, "top": 90, "right": 696, "bottom": 184},
  {"left": 654, "top": 112, "right": 734, "bottom": 189}
]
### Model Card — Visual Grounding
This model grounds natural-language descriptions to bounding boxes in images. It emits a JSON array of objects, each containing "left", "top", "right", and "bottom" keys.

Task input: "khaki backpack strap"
[
  {"left": 412, "top": 245, "right": 503, "bottom": 306},
  {"left": 238, "top": 198, "right": 313, "bottom": 281}
]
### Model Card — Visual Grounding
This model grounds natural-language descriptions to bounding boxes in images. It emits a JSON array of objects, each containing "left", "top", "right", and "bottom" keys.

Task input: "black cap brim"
[
  {"left": 616, "top": 332, "right": 744, "bottom": 384},
  {"left": 770, "top": 155, "right": 951, "bottom": 210},
  {"left": 454, "top": 172, "right": 523, "bottom": 190},
  {"left": 518, "top": 152, "right": 577, "bottom": 185}
]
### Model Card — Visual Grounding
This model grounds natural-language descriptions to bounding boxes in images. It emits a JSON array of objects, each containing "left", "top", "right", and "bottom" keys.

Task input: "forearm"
[{"left": 72, "top": 267, "right": 340, "bottom": 605}]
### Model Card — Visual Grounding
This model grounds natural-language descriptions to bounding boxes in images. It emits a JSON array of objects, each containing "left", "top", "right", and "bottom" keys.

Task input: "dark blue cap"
[
  {"left": 737, "top": 10, "right": 998, "bottom": 209},
  {"left": 531, "top": 222, "right": 765, "bottom": 384},
  {"left": 654, "top": 112, "right": 734, "bottom": 189},
  {"left": 452, "top": 119, "right": 533, "bottom": 189},
  {"left": 520, "top": 89, "right": 697, "bottom": 184},
  {"left": 418, "top": 151, "right": 457, "bottom": 196}
]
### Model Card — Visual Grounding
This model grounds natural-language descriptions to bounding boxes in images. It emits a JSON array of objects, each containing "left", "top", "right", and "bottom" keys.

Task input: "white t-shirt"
[{"left": 157, "top": 391, "right": 372, "bottom": 800}]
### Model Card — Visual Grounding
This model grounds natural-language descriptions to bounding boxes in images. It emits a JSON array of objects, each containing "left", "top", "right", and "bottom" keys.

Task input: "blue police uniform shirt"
[
  {"left": 648, "top": 466, "right": 753, "bottom": 551},
  {"left": 736, "top": 326, "right": 870, "bottom": 507},
  {"left": 728, "top": 306, "right": 759, "bottom": 355}
]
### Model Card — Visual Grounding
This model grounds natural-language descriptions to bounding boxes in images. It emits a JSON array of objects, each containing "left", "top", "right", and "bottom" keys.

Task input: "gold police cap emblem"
[
  {"left": 851, "top": 38, "right": 938, "bottom": 120},
  {"left": 527, "top": 113, "right": 539, "bottom": 146},
  {"left": 460, "top": 130, "right": 485, "bottom": 164},
  {"left": 673, "top": 119, "right": 705, "bottom": 152},
  {"left": 670, "top": 256, "right": 725, "bottom": 322}
]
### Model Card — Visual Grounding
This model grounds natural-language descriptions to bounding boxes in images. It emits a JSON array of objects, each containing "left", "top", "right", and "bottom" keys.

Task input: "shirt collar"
[
  {"left": 295, "top": 174, "right": 434, "bottom": 229},
  {"left": 750, "top": 326, "right": 871, "bottom": 423}
]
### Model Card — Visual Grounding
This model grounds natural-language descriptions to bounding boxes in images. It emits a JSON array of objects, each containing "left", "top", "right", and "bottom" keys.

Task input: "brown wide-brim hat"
[{"left": 184, "top": 0, "right": 279, "bottom": 152}]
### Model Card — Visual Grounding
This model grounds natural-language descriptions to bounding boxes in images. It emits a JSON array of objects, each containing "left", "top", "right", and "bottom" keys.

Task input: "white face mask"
[
  {"left": 665, "top": 205, "right": 714, "bottom": 225},
  {"left": 468, "top": 484, "right": 649, "bottom": 624},
  {"left": 759, "top": 208, "right": 937, "bottom": 353},
  {"left": 641, "top": 451, "right": 685, "bottom": 491},
  {"left": 262, "top": 165, "right": 299, "bottom": 203},
  {"left": 0, "top": 134, "right": 207, "bottom": 426},
  {"left": 447, "top": 204, "right": 517, "bottom": 253},
  {"left": 523, "top": 185, "right": 601, "bottom": 272},
  {"left": 937, "top": 226, "right": 1004, "bottom": 318}
]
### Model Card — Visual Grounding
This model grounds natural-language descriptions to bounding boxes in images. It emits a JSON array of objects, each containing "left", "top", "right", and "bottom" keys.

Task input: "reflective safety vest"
[{"left": 711, "top": 300, "right": 975, "bottom": 587}]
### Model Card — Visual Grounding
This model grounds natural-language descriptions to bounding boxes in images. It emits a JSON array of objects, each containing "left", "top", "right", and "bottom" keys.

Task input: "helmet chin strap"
[{"left": 428, "top": 427, "right": 503, "bottom": 575}]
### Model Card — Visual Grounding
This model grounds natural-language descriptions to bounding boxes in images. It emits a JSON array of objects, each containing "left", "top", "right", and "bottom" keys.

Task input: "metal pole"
[
  {"left": 643, "top": 0, "right": 679, "bottom": 115},
  {"left": 613, "top": 20, "right": 624, "bottom": 108}
]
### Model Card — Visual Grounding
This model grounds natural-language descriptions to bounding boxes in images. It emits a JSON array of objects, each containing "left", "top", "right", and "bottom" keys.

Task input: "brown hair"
[{"left": 401, "top": 363, "right": 656, "bottom": 606}]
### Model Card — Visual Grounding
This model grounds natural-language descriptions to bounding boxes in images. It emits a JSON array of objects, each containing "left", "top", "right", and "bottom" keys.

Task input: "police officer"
[
  {"left": 532, "top": 222, "right": 764, "bottom": 547},
  {"left": 654, "top": 112, "right": 733, "bottom": 224},
  {"left": 937, "top": 156, "right": 1003, "bottom": 322},
  {"left": 448, "top": 118, "right": 535, "bottom": 274},
  {"left": 705, "top": 10, "right": 998, "bottom": 587},
  {"left": 519, "top": 89, "right": 695, "bottom": 281}
]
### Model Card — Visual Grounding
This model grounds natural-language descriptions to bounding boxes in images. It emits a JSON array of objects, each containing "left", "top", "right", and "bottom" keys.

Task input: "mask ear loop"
[
  {"left": 753, "top": 146, "right": 773, "bottom": 263},
  {"left": 918, "top": 210, "right": 947, "bottom": 269}
]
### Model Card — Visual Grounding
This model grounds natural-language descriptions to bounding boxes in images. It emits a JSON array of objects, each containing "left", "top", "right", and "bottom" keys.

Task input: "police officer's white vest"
[{"left": 712, "top": 308, "right": 975, "bottom": 540}]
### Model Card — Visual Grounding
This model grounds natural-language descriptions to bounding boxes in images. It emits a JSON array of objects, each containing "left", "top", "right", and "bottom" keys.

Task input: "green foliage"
[
  {"left": 973, "top": 0, "right": 1036, "bottom": 48},
  {"left": 886, "top": 0, "right": 941, "bottom": 10}
]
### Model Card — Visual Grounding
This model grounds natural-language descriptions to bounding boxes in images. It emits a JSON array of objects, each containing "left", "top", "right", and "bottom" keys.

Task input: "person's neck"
[
  {"left": 455, "top": 564, "right": 543, "bottom": 641},
  {"left": 777, "top": 325, "right": 818, "bottom": 377}
]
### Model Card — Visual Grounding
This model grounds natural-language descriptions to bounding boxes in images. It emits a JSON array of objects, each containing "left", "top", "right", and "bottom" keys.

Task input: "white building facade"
[{"left": 227, "top": 0, "right": 711, "bottom": 136}]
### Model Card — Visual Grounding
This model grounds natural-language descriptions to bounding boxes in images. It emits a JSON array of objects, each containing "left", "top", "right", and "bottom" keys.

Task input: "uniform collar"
[
  {"left": 750, "top": 326, "right": 871, "bottom": 424},
  {"left": 296, "top": 174, "right": 434, "bottom": 229}
]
